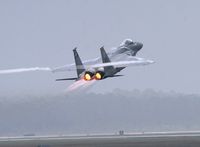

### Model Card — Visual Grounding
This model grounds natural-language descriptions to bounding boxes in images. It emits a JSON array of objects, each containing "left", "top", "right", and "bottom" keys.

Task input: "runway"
[{"left": 0, "top": 131, "right": 200, "bottom": 147}]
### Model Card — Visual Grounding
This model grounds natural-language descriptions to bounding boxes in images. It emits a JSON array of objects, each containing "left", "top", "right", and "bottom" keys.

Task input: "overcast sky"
[{"left": 0, "top": 0, "right": 200, "bottom": 95}]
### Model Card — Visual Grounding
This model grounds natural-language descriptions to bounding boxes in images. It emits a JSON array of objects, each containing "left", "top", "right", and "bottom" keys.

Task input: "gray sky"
[{"left": 0, "top": 0, "right": 200, "bottom": 95}]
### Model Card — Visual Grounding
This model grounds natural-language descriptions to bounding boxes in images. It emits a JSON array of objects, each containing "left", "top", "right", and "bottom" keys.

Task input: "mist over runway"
[{"left": 0, "top": 90, "right": 200, "bottom": 137}]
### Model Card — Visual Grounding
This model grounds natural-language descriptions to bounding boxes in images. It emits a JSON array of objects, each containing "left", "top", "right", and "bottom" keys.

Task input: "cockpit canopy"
[{"left": 120, "top": 39, "right": 134, "bottom": 46}]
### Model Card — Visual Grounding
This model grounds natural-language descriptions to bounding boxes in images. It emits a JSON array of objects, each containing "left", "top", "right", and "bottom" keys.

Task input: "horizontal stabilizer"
[
  {"left": 110, "top": 75, "right": 124, "bottom": 77},
  {"left": 56, "top": 78, "right": 77, "bottom": 81},
  {"left": 108, "top": 75, "right": 124, "bottom": 78}
]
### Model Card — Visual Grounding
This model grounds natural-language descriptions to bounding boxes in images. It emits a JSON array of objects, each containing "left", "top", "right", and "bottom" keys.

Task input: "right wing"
[{"left": 52, "top": 57, "right": 154, "bottom": 72}]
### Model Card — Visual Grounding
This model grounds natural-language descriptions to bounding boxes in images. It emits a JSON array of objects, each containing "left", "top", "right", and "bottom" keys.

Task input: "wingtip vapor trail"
[{"left": 0, "top": 67, "right": 52, "bottom": 74}]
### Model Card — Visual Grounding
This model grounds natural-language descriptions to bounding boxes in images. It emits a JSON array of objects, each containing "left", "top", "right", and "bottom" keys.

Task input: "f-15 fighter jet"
[{"left": 53, "top": 39, "right": 154, "bottom": 81}]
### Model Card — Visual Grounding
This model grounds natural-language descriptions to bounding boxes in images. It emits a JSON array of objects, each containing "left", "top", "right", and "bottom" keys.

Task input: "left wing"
[
  {"left": 52, "top": 64, "right": 77, "bottom": 72},
  {"left": 73, "top": 58, "right": 154, "bottom": 70}
]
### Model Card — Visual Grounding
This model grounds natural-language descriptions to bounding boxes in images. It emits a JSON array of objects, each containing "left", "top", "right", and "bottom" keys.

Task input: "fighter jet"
[
  {"left": 0, "top": 39, "right": 154, "bottom": 84},
  {"left": 53, "top": 39, "right": 154, "bottom": 81}
]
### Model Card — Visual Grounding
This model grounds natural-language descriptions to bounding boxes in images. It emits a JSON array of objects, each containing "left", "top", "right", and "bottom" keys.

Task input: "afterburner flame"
[
  {"left": 95, "top": 72, "right": 102, "bottom": 80},
  {"left": 84, "top": 73, "right": 92, "bottom": 81}
]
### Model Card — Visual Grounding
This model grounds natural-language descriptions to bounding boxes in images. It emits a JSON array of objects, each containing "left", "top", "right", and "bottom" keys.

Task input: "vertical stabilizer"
[
  {"left": 73, "top": 48, "right": 85, "bottom": 78},
  {"left": 100, "top": 47, "right": 115, "bottom": 73},
  {"left": 100, "top": 47, "right": 111, "bottom": 63}
]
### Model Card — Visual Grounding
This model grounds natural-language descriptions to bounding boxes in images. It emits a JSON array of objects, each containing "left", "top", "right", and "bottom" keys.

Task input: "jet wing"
[
  {"left": 88, "top": 60, "right": 154, "bottom": 69},
  {"left": 52, "top": 57, "right": 154, "bottom": 72},
  {"left": 52, "top": 64, "right": 77, "bottom": 72},
  {"left": 73, "top": 59, "right": 154, "bottom": 70}
]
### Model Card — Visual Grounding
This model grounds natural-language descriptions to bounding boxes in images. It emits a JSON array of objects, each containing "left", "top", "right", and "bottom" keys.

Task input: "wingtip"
[
  {"left": 73, "top": 47, "right": 77, "bottom": 51},
  {"left": 100, "top": 46, "right": 105, "bottom": 50},
  {"left": 148, "top": 60, "right": 155, "bottom": 64}
]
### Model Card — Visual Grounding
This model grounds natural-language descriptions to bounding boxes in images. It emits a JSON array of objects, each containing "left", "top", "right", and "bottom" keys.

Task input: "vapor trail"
[{"left": 0, "top": 67, "right": 51, "bottom": 74}]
